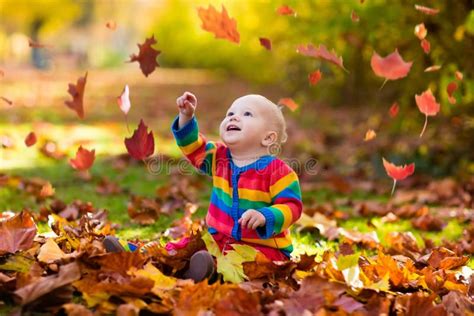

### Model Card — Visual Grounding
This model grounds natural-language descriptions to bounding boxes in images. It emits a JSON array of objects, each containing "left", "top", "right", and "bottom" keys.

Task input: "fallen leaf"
[
  {"left": 382, "top": 158, "right": 415, "bottom": 195},
  {"left": 69, "top": 146, "right": 95, "bottom": 171},
  {"left": 276, "top": 5, "right": 295, "bottom": 16},
  {"left": 370, "top": 49, "right": 412, "bottom": 89},
  {"left": 124, "top": 119, "right": 155, "bottom": 160},
  {"left": 259, "top": 37, "right": 272, "bottom": 50},
  {"left": 389, "top": 102, "right": 399, "bottom": 118},
  {"left": 297, "top": 44, "right": 348, "bottom": 72},
  {"left": 308, "top": 69, "right": 322, "bottom": 86},
  {"left": 39, "top": 182, "right": 55, "bottom": 198},
  {"left": 364, "top": 129, "right": 376, "bottom": 141},
  {"left": 65, "top": 72, "right": 88, "bottom": 119},
  {"left": 447, "top": 81, "right": 458, "bottom": 105},
  {"left": 415, "top": 89, "right": 440, "bottom": 137},
  {"left": 0, "top": 211, "right": 37, "bottom": 255},
  {"left": 24, "top": 132, "right": 37, "bottom": 147},
  {"left": 37, "top": 238, "right": 66, "bottom": 263},
  {"left": 421, "top": 38, "right": 431, "bottom": 54},
  {"left": 415, "top": 4, "right": 440, "bottom": 15},
  {"left": 197, "top": 5, "right": 240, "bottom": 44},
  {"left": 278, "top": 98, "right": 299, "bottom": 112},
  {"left": 414, "top": 23, "right": 427, "bottom": 39},
  {"left": 128, "top": 35, "right": 161, "bottom": 77}
]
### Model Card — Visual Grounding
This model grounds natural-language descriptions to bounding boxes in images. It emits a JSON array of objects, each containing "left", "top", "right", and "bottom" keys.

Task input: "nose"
[{"left": 229, "top": 114, "right": 240, "bottom": 122}]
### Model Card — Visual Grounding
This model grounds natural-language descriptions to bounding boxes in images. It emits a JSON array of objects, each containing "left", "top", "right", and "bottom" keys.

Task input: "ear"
[{"left": 261, "top": 131, "right": 277, "bottom": 147}]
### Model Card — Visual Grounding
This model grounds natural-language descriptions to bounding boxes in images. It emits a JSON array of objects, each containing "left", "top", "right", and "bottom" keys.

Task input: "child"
[{"left": 104, "top": 91, "right": 303, "bottom": 283}]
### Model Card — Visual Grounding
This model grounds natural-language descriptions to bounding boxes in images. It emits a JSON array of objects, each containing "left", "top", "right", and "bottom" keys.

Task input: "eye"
[
  {"left": 244, "top": 111, "right": 252, "bottom": 116},
  {"left": 227, "top": 112, "right": 234, "bottom": 117}
]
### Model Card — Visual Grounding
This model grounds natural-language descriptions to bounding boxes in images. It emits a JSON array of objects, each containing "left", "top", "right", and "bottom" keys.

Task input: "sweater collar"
[{"left": 227, "top": 148, "right": 275, "bottom": 173}]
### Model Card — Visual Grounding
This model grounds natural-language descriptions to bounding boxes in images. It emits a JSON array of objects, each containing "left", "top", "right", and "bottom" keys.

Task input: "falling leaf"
[
  {"left": 0, "top": 211, "right": 37, "bottom": 255},
  {"left": 39, "top": 182, "right": 55, "bottom": 198},
  {"left": 24, "top": 132, "right": 37, "bottom": 147},
  {"left": 364, "top": 129, "right": 376, "bottom": 141},
  {"left": 276, "top": 5, "right": 295, "bottom": 16},
  {"left": 308, "top": 69, "right": 322, "bottom": 86},
  {"left": 421, "top": 39, "right": 431, "bottom": 54},
  {"left": 105, "top": 20, "right": 117, "bottom": 30},
  {"left": 278, "top": 98, "right": 299, "bottom": 112},
  {"left": 414, "top": 23, "right": 427, "bottom": 39},
  {"left": 117, "top": 85, "right": 131, "bottom": 115},
  {"left": 415, "top": 4, "right": 440, "bottom": 15},
  {"left": 389, "top": 102, "right": 399, "bottom": 118},
  {"left": 370, "top": 49, "right": 412, "bottom": 89},
  {"left": 1, "top": 96, "right": 13, "bottom": 106},
  {"left": 455, "top": 71, "right": 463, "bottom": 81},
  {"left": 259, "top": 37, "right": 272, "bottom": 50},
  {"left": 124, "top": 119, "right": 155, "bottom": 160},
  {"left": 424, "top": 65, "right": 442, "bottom": 72},
  {"left": 69, "top": 146, "right": 95, "bottom": 171},
  {"left": 447, "top": 81, "right": 458, "bottom": 105},
  {"left": 351, "top": 10, "right": 360, "bottom": 22},
  {"left": 197, "top": 5, "right": 240, "bottom": 44},
  {"left": 128, "top": 35, "right": 161, "bottom": 77},
  {"left": 297, "top": 44, "right": 348, "bottom": 72},
  {"left": 415, "top": 89, "right": 440, "bottom": 137},
  {"left": 28, "top": 39, "right": 51, "bottom": 49},
  {"left": 382, "top": 158, "right": 415, "bottom": 195},
  {"left": 65, "top": 72, "right": 88, "bottom": 119}
]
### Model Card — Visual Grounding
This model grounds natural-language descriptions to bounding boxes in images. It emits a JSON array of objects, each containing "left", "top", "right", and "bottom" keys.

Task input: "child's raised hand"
[
  {"left": 176, "top": 91, "right": 197, "bottom": 118},
  {"left": 238, "top": 209, "right": 266, "bottom": 230}
]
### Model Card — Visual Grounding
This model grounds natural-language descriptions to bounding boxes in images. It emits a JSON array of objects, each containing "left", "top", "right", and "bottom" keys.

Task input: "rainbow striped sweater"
[{"left": 171, "top": 116, "right": 303, "bottom": 258}]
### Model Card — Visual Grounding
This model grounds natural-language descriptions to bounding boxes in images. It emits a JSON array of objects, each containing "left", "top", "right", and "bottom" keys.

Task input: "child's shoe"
[
  {"left": 182, "top": 250, "right": 217, "bottom": 283},
  {"left": 103, "top": 236, "right": 139, "bottom": 253}
]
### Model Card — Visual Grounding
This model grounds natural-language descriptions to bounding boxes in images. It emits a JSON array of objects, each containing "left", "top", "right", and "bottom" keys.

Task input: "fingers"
[{"left": 239, "top": 211, "right": 264, "bottom": 229}]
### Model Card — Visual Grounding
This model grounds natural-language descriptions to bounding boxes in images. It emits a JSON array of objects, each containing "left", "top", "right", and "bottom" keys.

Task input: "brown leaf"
[
  {"left": 128, "top": 35, "right": 161, "bottom": 77},
  {"left": 65, "top": 72, "right": 88, "bottom": 119},
  {"left": 0, "top": 211, "right": 37, "bottom": 255},
  {"left": 259, "top": 37, "right": 272, "bottom": 50}
]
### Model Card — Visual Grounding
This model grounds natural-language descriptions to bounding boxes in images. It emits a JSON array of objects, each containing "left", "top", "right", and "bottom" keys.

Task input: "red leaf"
[
  {"left": 25, "top": 132, "right": 37, "bottom": 147},
  {"left": 259, "top": 37, "right": 272, "bottom": 50},
  {"left": 278, "top": 98, "right": 298, "bottom": 112},
  {"left": 447, "top": 81, "right": 458, "bottom": 105},
  {"left": 69, "top": 146, "right": 95, "bottom": 171},
  {"left": 297, "top": 44, "right": 347, "bottom": 72},
  {"left": 124, "top": 119, "right": 155, "bottom": 160},
  {"left": 117, "top": 85, "right": 131, "bottom": 114},
  {"left": 389, "top": 102, "right": 399, "bottom": 118},
  {"left": 65, "top": 72, "right": 88, "bottom": 119},
  {"left": 414, "top": 23, "right": 427, "bottom": 40},
  {"left": 197, "top": 5, "right": 240, "bottom": 44},
  {"left": 382, "top": 158, "right": 415, "bottom": 194},
  {"left": 308, "top": 70, "right": 322, "bottom": 86},
  {"left": 421, "top": 38, "right": 431, "bottom": 54},
  {"left": 0, "top": 211, "right": 37, "bottom": 255},
  {"left": 128, "top": 35, "right": 161, "bottom": 77},
  {"left": 276, "top": 5, "right": 295, "bottom": 16},
  {"left": 415, "top": 4, "right": 440, "bottom": 15},
  {"left": 415, "top": 89, "right": 440, "bottom": 137},
  {"left": 370, "top": 49, "right": 412, "bottom": 88},
  {"left": 351, "top": 10, "right": 360, "bottom": 22}
]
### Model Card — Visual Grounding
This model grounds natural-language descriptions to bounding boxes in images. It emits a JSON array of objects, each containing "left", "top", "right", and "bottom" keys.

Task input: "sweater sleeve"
[
  {"left": 255, "top": 162, "right": 303, "bottom": 239},
  {"left": 171, "top": 115, "right": 224, "bottom": 177}
]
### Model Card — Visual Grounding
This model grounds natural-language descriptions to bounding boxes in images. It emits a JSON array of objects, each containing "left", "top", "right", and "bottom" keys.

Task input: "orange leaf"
[
  {"left": 65, "top": 72, "right": 88, "bottom": 119},
  {"left": 447, "top": 81, "right": 458, "bottom": 105},
  {"left": 297, "top": 44, "right": 348, "bottom": 72},
  {"left": 259, "top": 37, "right": 272, "bottom": 50},
  {"left": 370, "top": 49, "right": 412, "bottom": 88},
  {"left": 0, "top": 211, "right": 37, "bottom": 255},
  {"left": 415, "top": 4, "right": 440, "bottom": 15},
  {"left": 69, "top": 146, "right": 95, "bottom": 171},
  {"left": 421, "top": 38, "right": 431, "bottom": 54},
  {"left": 351, "top": 10, "right": 360, "bottom": 22},
  {"left": 276, "top": 5, "right": 295, "bottom": 16},
  {"left": 455, "top": 71, "right": 463, "bottom": 81},
  {"left": 414, "top": 23, "right": 427, "bottom": 39},
  {"left": 105, "top": 20, "right": 117, "bottom": 30},
  {"left": 124, "top": 119, "right": 155, "bottom": 160},
  {"left": 389, "top": 102, "right": 399, "bottom": 118},
  {"left": 24, "top": 132, "right": 37, "bottom": 147},
  {"left": 364, "top": 129, "right": 376, "bottom": 141},
  {"left": 197, "top": 5, "right": 240, "bottom": 44},
  {"left": 308, "top": 69, "right": 322, "bottom": 86},
  {"left": 415, "top": 89, "right": 440, "bottom": 137},
  {"left": 278, "top": 98, "right": 298, "bottom": 112},
  {"left": 128, "top": 35, "right": 161, "bottom": 77}
]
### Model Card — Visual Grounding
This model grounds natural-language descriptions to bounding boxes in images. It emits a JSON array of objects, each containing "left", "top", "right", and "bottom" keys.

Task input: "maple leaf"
[
  {"left": 447, "top": 81, "right": 458, "bottom": 105},
  {"left": 389, "top": 102, "right": 399, "bottom": 118},
  {"left": 128, "top": 35, "right": 161, "bottom": 77},
  {"left": 124, "top": 119, "right": 155, "bottom": 160},
  {"left": 421, "top": 38, "right": 431, "bottom": 54},
  {"left": 309, "top": 69, "right": 322, "bottom": 86},
  {"left": 259, "top": 37, "right": 272, "bottom": 50},
  {"left": 370, "top": 49, "right": 412, "bottom": 89},
  {"left": 276, "top": 5, "right": 296, "bottom": 16},
  {"left": 37, "top": 238, "right": 67, "bottom": 263},
  {"left": 297, "top": 43, "right": 348, "bottom": 72},
  {"left": 65, "top": 72, "right": 88, "bottom": 119},
  {"left": 415, "top": 4, "right": 440, "bottom": 15},
  {"left": 0, "top": 211, "right": 37, "bottom": 255},
  {"left": 69, "top": 146, "right": 95, "bottom": 171},
  {"left": 414, "top": 23, "right": 427, "bottom": 39},
  {"left": 278, "top": 98, "right": 299, "bottom": 111},
  {"left": 415, "top": 89, "right": 440, "bottom": 137},
  {"left": 382, "top": 158, "right": 415, "bottom": 195},
  {"left": 24, "top": 131, "right": 37, "bottom": 147},
  {"left": 197, "top": 5, "right": 240, "bottom": 44}
]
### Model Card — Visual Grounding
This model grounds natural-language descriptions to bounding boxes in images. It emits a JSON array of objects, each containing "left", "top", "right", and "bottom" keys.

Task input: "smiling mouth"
[{"left": 226, "top": 124, "right": 241, "bottom": 131}]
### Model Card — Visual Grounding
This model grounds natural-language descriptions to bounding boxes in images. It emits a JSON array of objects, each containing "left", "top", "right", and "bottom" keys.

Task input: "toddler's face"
[{"left": 219, "top": 95, "right": 275, "bottom": 154}]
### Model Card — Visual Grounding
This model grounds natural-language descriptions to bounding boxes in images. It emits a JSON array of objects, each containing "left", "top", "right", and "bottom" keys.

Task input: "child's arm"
[
  {"left": 240, "top": 163, "right": 303, "bottom": 239},
  {"left": 171, "top": 91, "right": 223, "bottom": 176}
]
